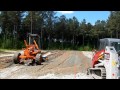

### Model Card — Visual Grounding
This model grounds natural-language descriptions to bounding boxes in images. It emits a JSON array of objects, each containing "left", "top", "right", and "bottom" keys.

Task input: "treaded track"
[{"left": 101, "top": 68, "right": 106, "bottom": 79}]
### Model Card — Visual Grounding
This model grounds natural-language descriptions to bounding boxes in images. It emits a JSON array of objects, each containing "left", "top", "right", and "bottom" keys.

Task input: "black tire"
[
  {"left": 42, "top": 58, "right": 45, "bottom": 62},
  {"left": 86, "top": 68, "right": 89, "bottom": 75},
  {"left": 13, "top": 52, "right": 21, "bottom": 64},
  {"left": 35, "top": 54, "right": 42, "bottom": 65}
]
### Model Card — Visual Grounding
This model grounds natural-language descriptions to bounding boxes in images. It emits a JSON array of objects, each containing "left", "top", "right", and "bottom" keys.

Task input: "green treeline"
[{"left": 0, "top": 11, "right": 120, "bottom": 50}]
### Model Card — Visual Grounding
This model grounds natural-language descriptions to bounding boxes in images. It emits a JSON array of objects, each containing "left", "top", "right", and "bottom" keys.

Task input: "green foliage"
[
  {"left": 78, "top": 45, "right": 92, "bottom": 51},
  {"left": 0, "top": 11, "right": 120, "bottom": 51},
  {"left": 0, "top": 38, "right": 24, "bottom": 49}
]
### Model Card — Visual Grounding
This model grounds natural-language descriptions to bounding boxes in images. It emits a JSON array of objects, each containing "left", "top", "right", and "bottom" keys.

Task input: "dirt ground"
[{"left": 0, "top": 50, "right": 93, "bottom": 79}]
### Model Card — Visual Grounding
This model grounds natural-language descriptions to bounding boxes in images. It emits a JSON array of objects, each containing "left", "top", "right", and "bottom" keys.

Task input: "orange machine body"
[
  {"left": 92, "top": 49, "right": 105, "bottom": 68},
  {"left": 19, "top": 40, "right": 41, "bottom": 60}
]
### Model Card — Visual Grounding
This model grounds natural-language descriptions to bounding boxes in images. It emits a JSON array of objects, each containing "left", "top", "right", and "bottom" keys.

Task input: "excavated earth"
[{"left": 0, "top": 50, "right": 93, "bottom": 79}]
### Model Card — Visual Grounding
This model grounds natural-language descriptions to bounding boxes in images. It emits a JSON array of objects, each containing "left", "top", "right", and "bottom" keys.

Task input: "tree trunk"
[
  {"left": 83, "top": 34, "right": 84, "bottom": 49},
  {"left": 111, "top": 32, "right": 112, "bottom": 38},
  {"left": 88, "top": 36, "right": 89, "bottom": 46},
  {"left": 97, "top": 35, "right": 99, "bottom": 49},
  {"left": 116, "top": 30, "right": 118, "bottom": 38},
  {"left": 73, "top": 34, "right": 74, "bottom": 46},
  {"left": 75, "top": 35, "right": 76, "bottom": 45},
  {"left": 48, "top": 34, "right": 50, "bottom": 50},
  {"left": 3, "top": 34, "right": 5, "bottom": 49},
  {"left": 31, "top": 11, "right": 33, "bottom": 34},
  {"left": 41, "top": 28, "right": 43, "bottom": 49},
  {"left": 94, "top": 38, "right": 95, "bottom": 49}
]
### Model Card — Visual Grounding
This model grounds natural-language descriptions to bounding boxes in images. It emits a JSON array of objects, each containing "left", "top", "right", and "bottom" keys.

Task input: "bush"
[
  {"left": 78, "top": 46, "right": 84, "bottom": 51},
  {"left": 0, "top": 38, "right": 24, "bottom": 49},
  {"left": 1, "top": 39, "right": 12, "bottom": 49},
  {"left": 0, "top": 38, "right": 93, "bottom": 51},
  {"left": 78, "top": 45, "right": 92, "bottom": 51}
]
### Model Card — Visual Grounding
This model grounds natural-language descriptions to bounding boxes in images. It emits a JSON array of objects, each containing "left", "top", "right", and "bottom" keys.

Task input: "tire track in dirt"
[
  {"left": 0, "top": 50, "right": 92, "bottom": 79},
  {"left": 57, "top": 51, "right": 82, "bottom": 76},
  {"left": 0, "top": 65, "right": 25, "bottom": 79},
  {"left": 38, "top": 51, "right": 82, "bottom": 75},
  {"left": 0, "top": 56, "right": 13, "bottom": 69},
  {"left": 35, "top": 51, "right": 91, "bottom": 76},
  {"left": 78, "top": 51, "right": 91, "bottom": 73},
  {"left": 34, "top": 51, "right": 72, "bottom": 76},
  {"left": 0, "top": 50, "right": 66, "bottom": 78}
]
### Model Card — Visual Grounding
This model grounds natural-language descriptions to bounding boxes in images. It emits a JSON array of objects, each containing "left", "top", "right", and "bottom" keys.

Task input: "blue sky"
[{"left": 55, "top": 11, "right": 110, "bottom": 25}]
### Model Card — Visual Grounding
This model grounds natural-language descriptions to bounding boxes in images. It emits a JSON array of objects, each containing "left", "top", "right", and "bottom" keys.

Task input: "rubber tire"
[
  {"left": 35, "top": 54, "right": 42, "bottom": 65},
  {"left": 118, "top": 50, "right": 120, "bottom": 55},
  {"left": 86, "top": 68, "right": 89, "bottom": 75},
  {"left": 13, "top": 52, "right": 21, "bottom": 64}
]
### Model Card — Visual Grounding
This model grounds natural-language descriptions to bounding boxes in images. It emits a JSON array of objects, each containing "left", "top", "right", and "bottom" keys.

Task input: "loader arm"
[
  {"left": 24, "top": 40, "right": 28, "bottom": 47},
  {"left": 33, "top": 40, "right": 39, "bottom": 50}
]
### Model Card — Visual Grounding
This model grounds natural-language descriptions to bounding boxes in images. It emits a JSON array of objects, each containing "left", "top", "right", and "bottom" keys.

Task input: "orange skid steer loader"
[{"left": 13, "top": 40, "right": 43, "bottom": 65}]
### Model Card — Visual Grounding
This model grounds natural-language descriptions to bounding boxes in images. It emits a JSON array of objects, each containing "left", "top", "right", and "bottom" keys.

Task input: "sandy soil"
[{"left": 0, "top": 50, "right": 93, "bottom": 79}]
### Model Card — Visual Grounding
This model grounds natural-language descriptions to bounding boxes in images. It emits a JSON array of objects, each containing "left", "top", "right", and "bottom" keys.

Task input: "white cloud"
[{"left": 57, "top": 11, "right": 74, "bottom": 14}]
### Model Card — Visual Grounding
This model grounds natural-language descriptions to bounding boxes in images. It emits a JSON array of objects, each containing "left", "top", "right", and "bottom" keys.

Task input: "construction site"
[
  {"left": 0, "top": 50, "right": 93, "bottom": 79},
  {"left": 0, "top": 11, "right": 120, "bottom": 79},
  {"left": 0, "top": 34, "right": 92, "bottom": 79},
  {"left": 0, "top": 33, "right": 93, "bottom": 79},
  {"left": 1, "top": 37, "right": 120, "bottom": 79}
]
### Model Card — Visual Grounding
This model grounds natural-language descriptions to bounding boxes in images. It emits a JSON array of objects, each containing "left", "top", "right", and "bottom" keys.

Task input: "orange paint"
[{"left": 18, "top": 40, "right": 41, "bottom": 61}]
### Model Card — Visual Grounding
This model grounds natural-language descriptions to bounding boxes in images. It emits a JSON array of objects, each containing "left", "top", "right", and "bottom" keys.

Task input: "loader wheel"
[
  {"left": 35, "top": 54, "right": 42, "bottom": 65},
  {"left": 118, "top": 50, "right": 120, "bottom": 55},
  {"left": 13, "top": 53, "right": 21, "bottom": 64},
  {"left": 86, "top": 68, "right": 90, "bottom": 75}
]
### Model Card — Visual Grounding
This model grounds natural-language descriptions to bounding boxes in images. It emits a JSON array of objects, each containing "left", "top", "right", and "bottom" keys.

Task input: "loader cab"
[
  {"left": 99, "top": 38, "right": 120, "bottom": 52},
  {"left": 99, "top": 39, "right": 108, "bottom": 50},
  {"left": 111, "top": 42, "right": 120, "bottom": 51},
  {"left": 27, "top": 33, "right": 41, "bottom": 48}
]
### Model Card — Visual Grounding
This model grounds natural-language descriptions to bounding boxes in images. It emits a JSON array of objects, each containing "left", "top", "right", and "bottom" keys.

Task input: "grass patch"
[{"left": 78, "top": 45, "right": 93, "bottom": 51}]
